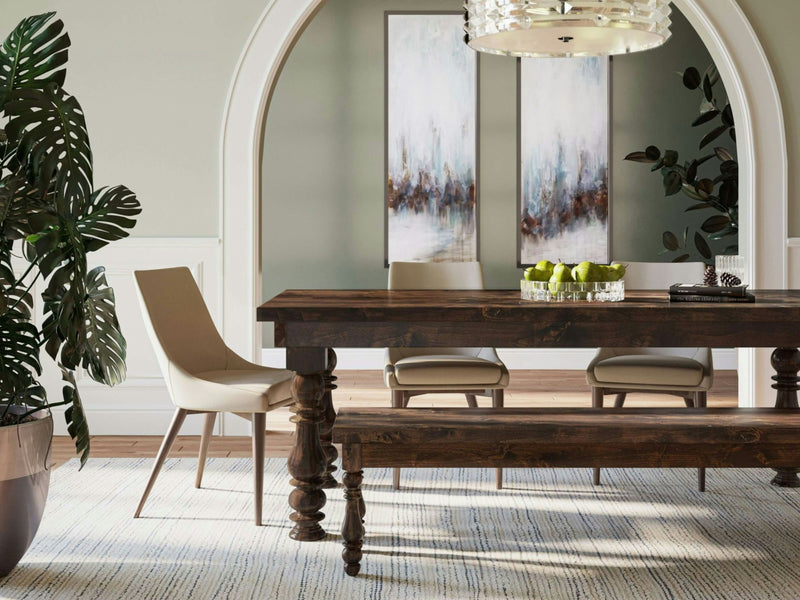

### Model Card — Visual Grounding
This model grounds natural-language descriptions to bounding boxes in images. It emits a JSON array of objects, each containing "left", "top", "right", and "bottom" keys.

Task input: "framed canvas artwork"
[
  {"left": 518, "top": 57, "right": 610, "bottom": 266},
  {"left": 385, "top": 12, "right": 479, "bottom": 265}
]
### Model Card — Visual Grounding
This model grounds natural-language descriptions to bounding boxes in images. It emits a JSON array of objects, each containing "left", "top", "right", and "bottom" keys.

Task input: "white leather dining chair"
[
  {"left": 384, "top": 261, "right": 509, "bottom": 489},
  {"left": 133, "top": 267, "right": 294, "bottom": 525},
  {"left": 586, "top": 261, "right": 713, "bottom": 491}
]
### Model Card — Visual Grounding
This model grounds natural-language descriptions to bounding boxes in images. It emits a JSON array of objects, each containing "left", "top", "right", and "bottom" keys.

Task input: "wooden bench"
[{"left": 332, "top": 406, "right": 800, "bottom": 576}]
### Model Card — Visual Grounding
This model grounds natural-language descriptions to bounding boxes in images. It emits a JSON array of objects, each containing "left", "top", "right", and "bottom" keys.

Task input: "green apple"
[{"left": 548, "top": 261, "right": 574, "bottom": 293}]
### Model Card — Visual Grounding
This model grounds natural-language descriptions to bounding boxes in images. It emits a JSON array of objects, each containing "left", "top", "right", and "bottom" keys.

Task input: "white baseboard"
[{"left": 262, "top": 348, "right": 739, "bottom": 371}]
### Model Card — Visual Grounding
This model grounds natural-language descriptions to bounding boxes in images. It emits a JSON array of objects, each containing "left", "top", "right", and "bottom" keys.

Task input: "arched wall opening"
[{"left": 221, "top": 0, "right": 787, "bottom": 410}]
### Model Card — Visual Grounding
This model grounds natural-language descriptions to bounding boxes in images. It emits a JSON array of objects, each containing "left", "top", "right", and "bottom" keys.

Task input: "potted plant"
[
  {"left": 0, "top": 13, "right": 140, "bottom": 576},
  {"left": 625, "top": 64, "right": 738, "bottom": 264}
]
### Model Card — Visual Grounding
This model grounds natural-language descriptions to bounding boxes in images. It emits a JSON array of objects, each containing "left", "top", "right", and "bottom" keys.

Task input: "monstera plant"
[
  {"left": 0, "top": 12, "right": 140, "bottom": 576},
  {"left": 625, "top": 64, "right": 738, "bottom": 263},
  {"left": 0, "top": 12, "right": 140, "bottom": 455}
]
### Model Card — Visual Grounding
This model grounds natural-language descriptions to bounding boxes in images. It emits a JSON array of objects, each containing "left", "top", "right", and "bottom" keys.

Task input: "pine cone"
[
  {"left": 703, "top": 265, "right": 718, "bottom": 286},
  {"left": 720, "top": 272, "right": 742, "bottom": 287}
]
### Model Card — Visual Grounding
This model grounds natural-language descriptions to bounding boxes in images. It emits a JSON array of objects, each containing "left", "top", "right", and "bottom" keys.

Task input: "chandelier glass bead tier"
[{"left": 464, "top": 0, "right": 672, "bottom": 58}]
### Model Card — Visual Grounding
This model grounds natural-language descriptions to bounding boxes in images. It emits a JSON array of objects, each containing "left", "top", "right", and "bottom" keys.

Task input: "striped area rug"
[{"left": 3, "top": 459, "right": 800, "bottom": 599}]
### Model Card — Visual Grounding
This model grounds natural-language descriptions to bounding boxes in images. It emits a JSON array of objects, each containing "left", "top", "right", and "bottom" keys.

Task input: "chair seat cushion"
[
  {"left": 392, "top": 355, "right": 504, "bottom": 386},
  {"left": 592, "top": 355, "right": 704, "bottom": 387},
  {"left": 195, "top": 369, "right": 293, "bottom": 408}
]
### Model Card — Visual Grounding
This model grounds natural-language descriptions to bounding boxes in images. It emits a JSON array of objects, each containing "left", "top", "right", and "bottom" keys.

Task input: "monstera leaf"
[
  {"left": 0, "top": 241, "right": 34, "bottom": 319},
  {"left": 61, "top": 369, "right": 90, "bottom": 468},
  {"left": 0, "top": 310, "right": 41, "bottom": 398},
  {"left": 5, "top": 84, "right": 92, "bottom": 213},
  {"left": 28, "top": 185, "right": 139, "bottom": 279},
  {"left": 0, "top": 12, "right": 69, "bottom": 108},
  {"left": 82, "top": 267, "right": 126, "bottom": 385},
  {"left": 77, "top": 186, "right": 141, "bottom": 251},
  {"left": 40, "top": 265, "right": 85, "bottom": 371},
  {"left": 41, "top": 266, "right": 127, "bottom": 386},
  {"left": 0, "top": 172, "right": 52, "bottom": 240}
]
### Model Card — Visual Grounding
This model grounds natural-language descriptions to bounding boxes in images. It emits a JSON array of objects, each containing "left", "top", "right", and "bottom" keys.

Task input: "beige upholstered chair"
[
  {"left": 385, "top": 262, "right": 510, "bottom": 489},
  {"left": 133, "top": 267, "right": 294, "bottom": 525},
  {"left": 586, "top": 261, "right": 713, "bottom": 491}
]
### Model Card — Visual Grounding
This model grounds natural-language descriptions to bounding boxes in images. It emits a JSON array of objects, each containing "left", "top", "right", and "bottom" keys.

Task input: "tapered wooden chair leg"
[
  {"left": 195, "top": 412, "right": 217, "bottom": 488},
  {"left": 135, "top": 408, "right": 187, "bottom": 518},
  {"left": 465, "top": 394, "right": 478, "bottom": 408},
  {"left": 391, "top": 390, "right": 404, "bottom": 490},
  {"left": 492, "top": 389, "right": 504, "bottom": 489},
  {"left": 592, "top": 388, "right": 603, "bottom": 485},
  {"left": 694, "top": 391, "right": 707, "bottom": 492},
  {"left": 252, "top": 412, "right": 266, "bottom": 525},
  {"left": 614, "top": 393, "right": 627, "bottom": 408}
]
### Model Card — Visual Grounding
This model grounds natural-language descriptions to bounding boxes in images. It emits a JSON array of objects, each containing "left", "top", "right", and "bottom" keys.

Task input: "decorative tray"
[{"left": 520, "top": 280, "right": 625, "bottom": 302}]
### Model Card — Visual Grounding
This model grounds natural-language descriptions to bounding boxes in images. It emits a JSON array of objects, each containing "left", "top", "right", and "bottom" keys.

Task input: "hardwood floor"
[{"left": 51, "top": 369, "right": 738, "bottom": 468}]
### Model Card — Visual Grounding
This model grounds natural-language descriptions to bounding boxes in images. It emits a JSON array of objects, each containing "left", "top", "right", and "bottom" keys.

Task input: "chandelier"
[{"left": 464, "top": 0, "right": 672, "bottom": 58}]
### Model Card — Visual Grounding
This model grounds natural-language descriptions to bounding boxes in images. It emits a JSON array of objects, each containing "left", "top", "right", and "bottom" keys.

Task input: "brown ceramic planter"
[{"left": 0, "top": 413, "right": 52, "bottom": 577}]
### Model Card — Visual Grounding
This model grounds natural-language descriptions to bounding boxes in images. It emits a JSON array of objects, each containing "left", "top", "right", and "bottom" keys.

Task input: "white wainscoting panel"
[
  {"left": 41, "top": 238, "right": 222, "bottom": 438},
  {"left": 790, "top": 238, "right": 800, "bottom": 288}
]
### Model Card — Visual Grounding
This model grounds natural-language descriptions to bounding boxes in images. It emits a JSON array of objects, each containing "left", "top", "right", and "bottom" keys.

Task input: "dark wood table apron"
[{"left": 257, "top": 289, "right": 800, "bottom": 541}]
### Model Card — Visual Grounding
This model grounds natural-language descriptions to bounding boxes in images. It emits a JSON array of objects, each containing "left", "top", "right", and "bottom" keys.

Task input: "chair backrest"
[
  {"left": 134, "top": 267, "right": 229, "bottom": 377},
  {"left": 615, "top": 261, "right": 705, "bottom": 290},
  {"left": 388, "top": 261, "right": 485, "bottom": 291}
]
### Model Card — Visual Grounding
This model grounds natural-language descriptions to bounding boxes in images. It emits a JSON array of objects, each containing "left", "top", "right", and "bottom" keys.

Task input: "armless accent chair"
[
  {"left": 384, "top": 261, "right": 510, "bottom": 490},
  {"left": 133, "top": 267, "right": 294, "bottom": 525},
  {"left": 586, "top": 261, "right": 713, "bottom": 491}
]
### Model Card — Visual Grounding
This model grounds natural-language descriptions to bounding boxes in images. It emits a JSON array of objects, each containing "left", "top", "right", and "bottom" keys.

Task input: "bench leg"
[
  {"left": 592, "top": 387, "right": 603, "bottom": 486},
  {"left": 492, "top": 389, "right": 504, "bottom": 490},
  {"left": 342, "top": 470, "right": 365, "bottom": 576}
]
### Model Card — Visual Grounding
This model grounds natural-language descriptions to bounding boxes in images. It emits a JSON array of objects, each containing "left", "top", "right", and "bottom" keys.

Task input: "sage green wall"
[
  {"left": 736, "top": 0, "right": 800, "bottom": 237},
  {"left": 1, "top": 0, "right": 267, "bottom": 237},
  {"left": 261, "top": 0, "right": 722, "bottom": 319}
]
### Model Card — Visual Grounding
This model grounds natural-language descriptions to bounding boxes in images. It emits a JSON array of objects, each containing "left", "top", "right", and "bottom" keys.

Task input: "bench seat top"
[{"left": 332, "top": 407, "right": 800, "bottom": 446}]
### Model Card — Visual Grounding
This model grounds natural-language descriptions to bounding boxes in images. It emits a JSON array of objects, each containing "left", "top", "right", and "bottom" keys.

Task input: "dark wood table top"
[{"left": 257, "top": 289, "right": 800, "bottom": 349}]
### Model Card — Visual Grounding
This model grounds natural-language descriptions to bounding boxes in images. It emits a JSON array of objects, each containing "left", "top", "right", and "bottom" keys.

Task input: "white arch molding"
[{"left": 221, "top": 0, "right": 788, "bottom": 407}]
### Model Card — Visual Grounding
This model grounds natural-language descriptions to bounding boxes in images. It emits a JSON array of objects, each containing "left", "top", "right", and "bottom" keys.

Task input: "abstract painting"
[
  {"left": 385, "top": 12, "right": 478, "bottom": 265},
  {"left": 518, "top": 57, "right": 610, "bottom": 266}
]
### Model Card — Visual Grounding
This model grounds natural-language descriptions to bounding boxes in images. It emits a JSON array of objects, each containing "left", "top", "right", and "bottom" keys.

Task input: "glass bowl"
[{"left": 520, "top": 280, "right": 625, "bottom": 302}]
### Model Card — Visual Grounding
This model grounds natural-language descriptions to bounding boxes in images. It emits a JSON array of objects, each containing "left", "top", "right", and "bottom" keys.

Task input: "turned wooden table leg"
[
  {"left": 287, "top": 348, "right": 329, "bottom": 541},
  {"left": 320, "top": 348, "right": 339, "bottom": 489},
  {"left": 771, "top": 347, "right": 800, "bottom": 488},
  {"left": 342, "top": 469, "right": 365, "bottom": 576}
]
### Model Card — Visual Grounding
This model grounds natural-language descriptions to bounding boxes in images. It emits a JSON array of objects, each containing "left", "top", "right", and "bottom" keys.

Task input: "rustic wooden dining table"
[{"left": 257, "top": 289, "right": 800, "bottom": 541}]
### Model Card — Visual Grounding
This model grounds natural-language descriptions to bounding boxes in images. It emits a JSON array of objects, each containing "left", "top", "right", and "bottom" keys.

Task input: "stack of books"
[{"left": 669, "top": 283, "right": 755, "bottom": 303}]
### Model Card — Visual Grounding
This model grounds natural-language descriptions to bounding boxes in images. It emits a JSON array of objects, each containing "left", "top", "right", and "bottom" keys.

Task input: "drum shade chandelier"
[{"left": 464, "top": 0, "right": 672, "bottom": 58}]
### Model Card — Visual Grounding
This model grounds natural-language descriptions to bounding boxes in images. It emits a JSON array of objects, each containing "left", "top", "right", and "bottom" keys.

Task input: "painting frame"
[
  {"left": 516, "top": 56, "right": 613, "bottom": 268},
  {"left": 384, "top": 11, "right": 480, "bottom": 267}
]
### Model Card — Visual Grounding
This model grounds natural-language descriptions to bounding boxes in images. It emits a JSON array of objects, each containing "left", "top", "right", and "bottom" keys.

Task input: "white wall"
[{"left": 1, "top": 0, "right": 267, "bottom": 237}]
